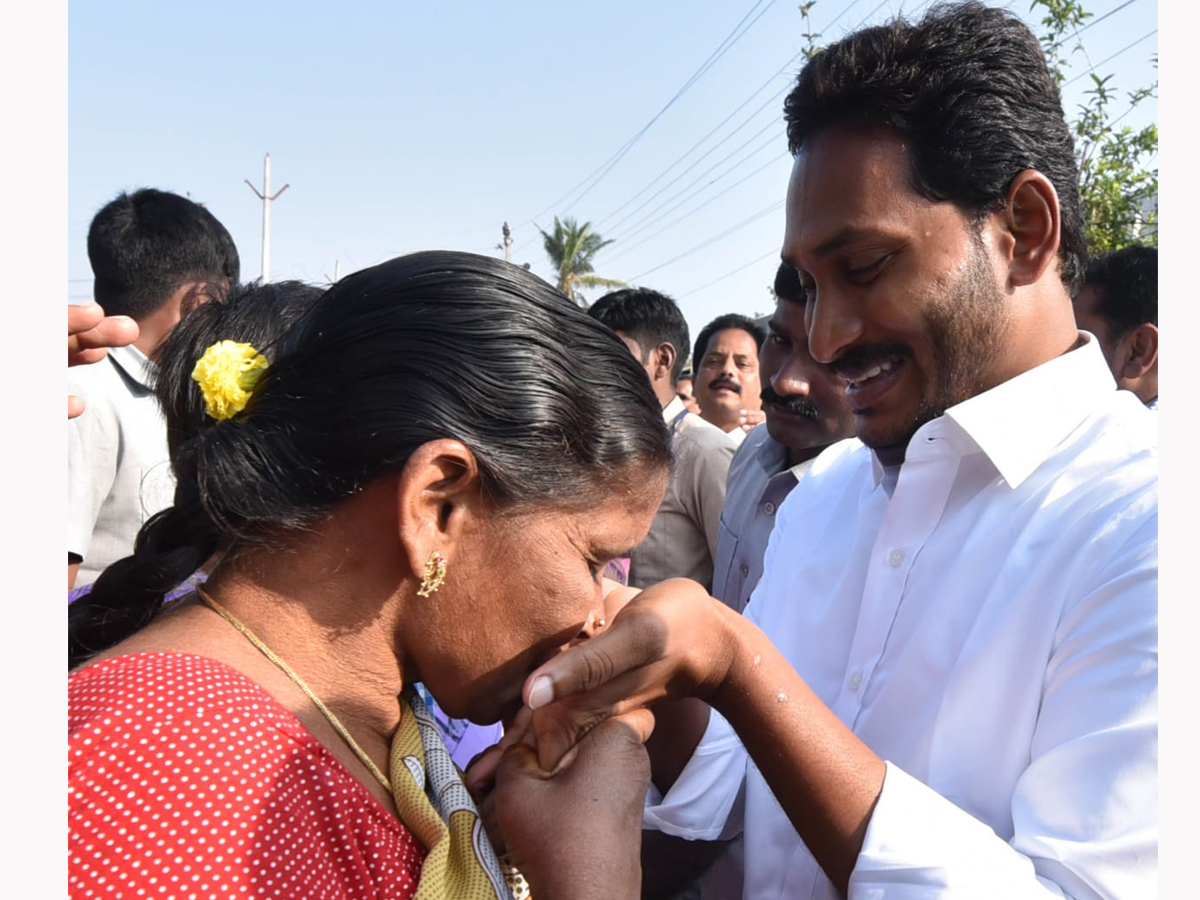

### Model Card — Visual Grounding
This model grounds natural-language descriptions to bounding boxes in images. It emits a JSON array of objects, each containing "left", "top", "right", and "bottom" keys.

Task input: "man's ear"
[
  {"left": 174, "top": 281, "right": 222, "bottom": 319},
  {"left": 1000, "top": 170, "right": 1061, "bottom": 288},
  {"left": 395, "top": 439, "right": 485, "bottom": 588},
  {"left": 652, "top": 342, "right": 678, "bottom": 384},
  {"left": 1119, "top": 322, "right": 1158, "bottom": 381}
]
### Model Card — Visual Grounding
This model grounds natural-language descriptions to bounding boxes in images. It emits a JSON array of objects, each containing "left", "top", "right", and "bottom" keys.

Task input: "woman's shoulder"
[{"left": 69, "top": 651, "right": 294, "bottom": 736}]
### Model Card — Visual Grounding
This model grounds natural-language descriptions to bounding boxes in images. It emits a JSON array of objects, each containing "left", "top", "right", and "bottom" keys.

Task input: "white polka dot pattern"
[{"left": 68, "top": 652, "right": 426, "bottom": 898}]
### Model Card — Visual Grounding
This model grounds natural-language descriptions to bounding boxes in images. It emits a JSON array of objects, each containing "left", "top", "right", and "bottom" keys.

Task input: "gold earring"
[{"left": 417, "top": 551, "right": 447, "bottom": 597}]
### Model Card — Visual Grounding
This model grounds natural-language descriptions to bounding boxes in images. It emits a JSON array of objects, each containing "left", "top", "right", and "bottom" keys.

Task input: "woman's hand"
[
  {"left": 490, "top": 710, "right": 655, "bottom": 900},
  {"left": 522, "top": 578, "right": 739, "bottom": 772}
]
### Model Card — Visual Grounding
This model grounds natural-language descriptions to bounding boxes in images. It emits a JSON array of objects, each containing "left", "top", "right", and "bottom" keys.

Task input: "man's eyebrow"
[{"left": 812, "top": 226, "right": 887, "bottom": 258}]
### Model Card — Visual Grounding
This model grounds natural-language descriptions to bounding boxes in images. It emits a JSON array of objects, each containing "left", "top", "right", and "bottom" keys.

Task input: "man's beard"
[{"left": 837, "top": 233, "right": 1008, "bottom": 456}]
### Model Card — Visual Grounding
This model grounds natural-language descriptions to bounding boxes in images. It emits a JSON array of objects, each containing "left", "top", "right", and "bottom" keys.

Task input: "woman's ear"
[
  {"left": 1001, "top": 169, "right": 1061, "bottom": 288},
  {"left": 395, "top": 439, "right": 485, "bottom": 591}
]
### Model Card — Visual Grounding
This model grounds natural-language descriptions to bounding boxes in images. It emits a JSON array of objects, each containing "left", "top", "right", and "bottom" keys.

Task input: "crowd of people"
[{"left": 67, "top": 3, "right": 1157, "bottom": 898}]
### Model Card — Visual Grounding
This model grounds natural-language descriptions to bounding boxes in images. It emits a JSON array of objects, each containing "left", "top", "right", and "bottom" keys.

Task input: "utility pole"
[
  {"left": 244, "top": 153, "right": 289, "bottom": 283},
  {"left": 502, "top": 222, "right": 513, "bottom": 263}
]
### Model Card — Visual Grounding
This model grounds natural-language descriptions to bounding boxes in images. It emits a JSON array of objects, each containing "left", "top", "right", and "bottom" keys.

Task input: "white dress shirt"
[{"left": 645, "top": 336, "right": 1157, "bottom": 899}]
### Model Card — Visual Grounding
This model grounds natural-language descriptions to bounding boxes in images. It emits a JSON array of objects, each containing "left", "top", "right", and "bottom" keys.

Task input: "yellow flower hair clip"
[{"left": 191, "top": 340, "right": 269, "bottom": 421}]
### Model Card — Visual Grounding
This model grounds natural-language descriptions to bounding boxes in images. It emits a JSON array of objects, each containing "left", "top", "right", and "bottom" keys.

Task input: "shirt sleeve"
[
  {"left": 850, "top": 514, "right": 1158, "bottom": 900},
  {"left": 66, "top": 377, "right": 119, "bottom": 562},
  {"left": 643, "top": 709, "right": 747, "bottom": 841},
  {"left": 687, "top": 437, "right": 734, "bottom": 563}
]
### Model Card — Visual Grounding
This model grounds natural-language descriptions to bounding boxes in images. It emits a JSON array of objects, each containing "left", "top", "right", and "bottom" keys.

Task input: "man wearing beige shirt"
[{"left": 589, "top": 288, "right": 734, "bottom": 591}]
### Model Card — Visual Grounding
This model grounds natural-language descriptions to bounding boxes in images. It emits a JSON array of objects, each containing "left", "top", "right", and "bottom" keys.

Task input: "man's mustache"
[
  {"left": 761, "top": 385, "right": 821, "bottom": 419},
  {"left": 708, "top": 377, "right": 741, "bottom": 394}
]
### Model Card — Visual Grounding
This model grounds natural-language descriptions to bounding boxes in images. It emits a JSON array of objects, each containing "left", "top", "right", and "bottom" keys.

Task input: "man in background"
[
  {"left": 675, "top": 369, "right": 701, "bottom": 415},
  {"left": 68, "top": 188, "right": 240, "bottom": 588},
  {"left": 691, "top": 313, "right": 766, "bottom": 446},
  {"left": 589, "top": 288, "right": 733, "bottom": 592},
  {"left": 1073, "top": 244, "right": 1158, "bottom": 408},
  {"left": 712, "top": 263, "right": 855, "bottom": 614}
]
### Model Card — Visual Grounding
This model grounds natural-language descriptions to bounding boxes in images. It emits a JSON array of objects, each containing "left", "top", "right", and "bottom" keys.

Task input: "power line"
[
  {"left": 593, "top": 57, "right": 801, "bottom": 231},
  {"left": 653, "top": 0, "right": 1150, "bottom": 305},
  {"left": 607, "top": 121, "right": 783, "bottom": 247},
  {"left": 626, "top": 200, "right": 785, "bottom": 283},
  {"left": 513, "top": 0, "right": 780, "bottom": 252},
  {"left": 678, "top": 248, "right": 781, "bottom": 299},
  {"left": 1063, "top": 28, "right": 1157, "bottom": 87},
  {"left": 556, "top": 0, "right": 781, "bottom": 222},
  {"left": 592, "top": 0, "right": 906, "bottom": 239},
  {"left": 602, "top": 90, "right": 789, "bottom": 240},
  {"left": 607, "top": 146, "right": 788, "bottom": 263},
  {"left": 1047, "top": 0, "right": 1140, "bottom": 53}
]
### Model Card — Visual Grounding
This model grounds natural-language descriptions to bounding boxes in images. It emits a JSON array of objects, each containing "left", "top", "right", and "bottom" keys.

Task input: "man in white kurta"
[
  {"left": 646, "top": 335, "right": 1156, "bottom": 898},
  {"left": 530, "top": 8, "right": 1157, "bottom": 897}
]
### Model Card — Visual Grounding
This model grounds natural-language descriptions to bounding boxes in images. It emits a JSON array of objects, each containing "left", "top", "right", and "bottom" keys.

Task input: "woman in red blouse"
[{"left": 68, "top": 253, "right": 671, "bottom": 900}]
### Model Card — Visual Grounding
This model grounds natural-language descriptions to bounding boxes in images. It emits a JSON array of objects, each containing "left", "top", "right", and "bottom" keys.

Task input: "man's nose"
[{"left": 805, "top": 287, "right": 864, "bottom": 365}]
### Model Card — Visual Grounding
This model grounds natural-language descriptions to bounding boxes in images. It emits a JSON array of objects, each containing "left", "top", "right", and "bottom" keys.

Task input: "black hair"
[
  {"left": 69, "top": 253, "right": 671, "bottom": 667},
  {"left": 692, "top": 313, "right": 767, "bottom": 377},
  {"left": 774, "top": 262, "right": 804, "bottom": 305},
  {"left": 587, "top": 287, "right": 691, "bottom": 386},
  {"left": 783, "top": 1, "right": 1086, "bottom": 293},
  {"left": 87, "top": 188, "right": 241, "bottom": 320},
  {"left": 71, "top": 280, "right": 325, "bottom": 665},
  {"left": 153, "top": 280, "right": 327, "bottom": 464},
  {"left": 1081, "top": 245, "right": 1158, "bottom": 336}
]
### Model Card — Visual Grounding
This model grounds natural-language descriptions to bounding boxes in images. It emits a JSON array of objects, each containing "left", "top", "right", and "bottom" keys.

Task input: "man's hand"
[
  {"left": 69, "top": 303, "right": 138, "bottom": 418},
  {"left": 521, "top": 578, "right": 736, "bottom": 773},
  {"left": 737, "top": 408, "right": 766, "bottom": 433}
]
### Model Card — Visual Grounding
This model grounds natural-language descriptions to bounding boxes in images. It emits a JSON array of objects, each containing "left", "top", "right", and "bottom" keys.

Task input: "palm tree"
[{"left": 538, "top": 216, "right": 625, "bottom": 307}]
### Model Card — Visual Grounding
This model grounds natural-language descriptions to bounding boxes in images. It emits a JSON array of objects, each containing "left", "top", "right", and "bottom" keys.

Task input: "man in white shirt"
[
  {"left": 68, "top": 189, "right": 239, "bottom": 588},
  {"left": 519, "top": 5, "right": 1157, "bottom": 898}
]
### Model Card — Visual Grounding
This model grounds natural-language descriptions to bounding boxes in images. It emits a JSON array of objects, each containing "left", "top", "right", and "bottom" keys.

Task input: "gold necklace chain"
[{"left": 195, "top": 587, "right": 392, "bottom": 793}]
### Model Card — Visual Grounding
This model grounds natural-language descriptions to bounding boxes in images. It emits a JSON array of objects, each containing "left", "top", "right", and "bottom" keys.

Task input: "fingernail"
[{"left": 528, "top": 675, "right": 554, "bottom": 710}]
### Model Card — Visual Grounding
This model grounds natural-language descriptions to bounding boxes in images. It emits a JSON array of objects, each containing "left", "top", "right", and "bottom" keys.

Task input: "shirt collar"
[
  {"left": 663, "top": 395, "right": 687, "bottom": 425},
  {"left": 870, "top": 334, "right": 1117, "bottom": 490},
  {"left": 750, "top": 426, "right": 804, "bottom": 479},
  {"left": 107, "top": 343, "right": 157, "bottom": 391}
]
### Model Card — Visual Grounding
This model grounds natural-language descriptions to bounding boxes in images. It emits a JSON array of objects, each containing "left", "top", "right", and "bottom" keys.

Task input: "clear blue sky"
[{"left": 67, "top": 0, "right": 1158, "bottom": 350}]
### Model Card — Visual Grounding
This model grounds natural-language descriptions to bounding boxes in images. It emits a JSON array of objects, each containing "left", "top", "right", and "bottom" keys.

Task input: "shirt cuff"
[
  {"left": 850, "top": 762, "right": 1056, "bottom": 899},
  {"left": 643, "top": 709, "right": 747, "bottom": 841}
]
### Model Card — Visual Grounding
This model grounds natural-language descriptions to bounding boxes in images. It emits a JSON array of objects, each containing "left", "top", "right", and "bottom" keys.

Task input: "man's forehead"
[
  {"left": 782, "top": 128, "right": 925, "bottom": 257},
  {"left": 705, "top": 328, "right": 758, "bottom": 351}
]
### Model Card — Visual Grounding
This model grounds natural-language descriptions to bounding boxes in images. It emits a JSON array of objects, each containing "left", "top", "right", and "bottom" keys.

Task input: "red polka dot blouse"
[{"left": 69, "top": 652, "right": 427, "bottom": 898}]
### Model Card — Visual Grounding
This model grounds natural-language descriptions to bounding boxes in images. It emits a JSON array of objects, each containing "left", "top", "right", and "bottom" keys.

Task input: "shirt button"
[
  {"left": 763, "top": 501, "right": 776, "bottom": 515},
  {"left": 740, "top": 563, "right": 750, "bottom": 577},
  {"left": 849, "top": 671, "right": 862, "bottom": 691},
  {"left": 888, "top": 548, "right": 905, "bottom": 567}
]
